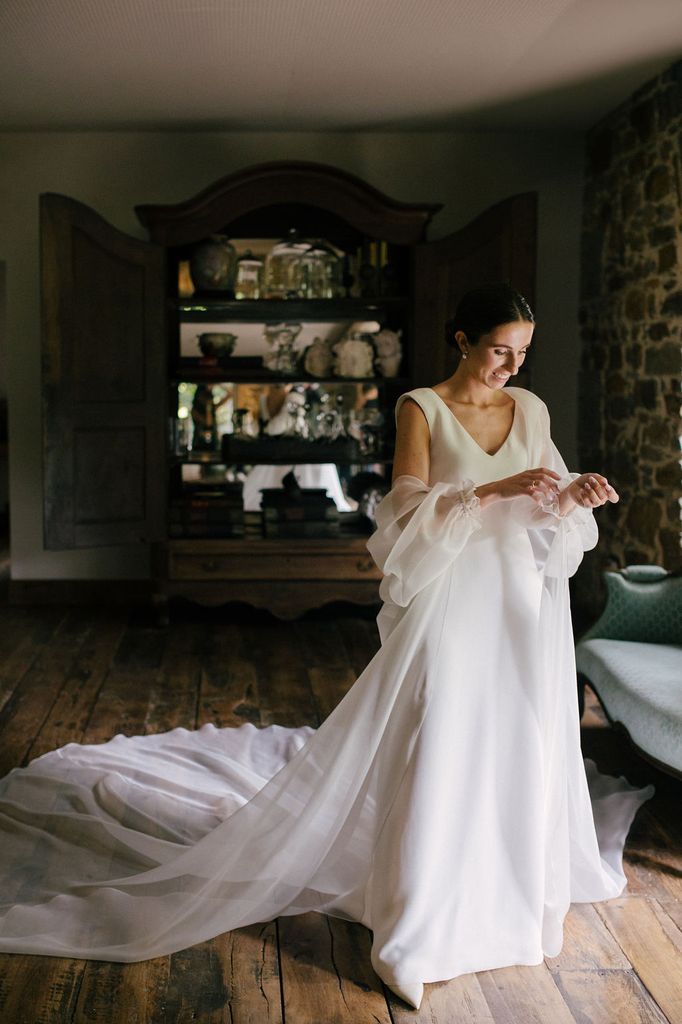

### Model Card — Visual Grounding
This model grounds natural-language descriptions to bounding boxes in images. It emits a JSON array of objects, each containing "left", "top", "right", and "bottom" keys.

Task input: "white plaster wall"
[{"left": 0, "top": 129, "right": 583, "bottom": 579}]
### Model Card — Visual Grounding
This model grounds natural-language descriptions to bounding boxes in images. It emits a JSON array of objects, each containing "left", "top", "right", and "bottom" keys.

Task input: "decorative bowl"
[{"left": 197, "top": 332, "right": 238, "bottom": 358}]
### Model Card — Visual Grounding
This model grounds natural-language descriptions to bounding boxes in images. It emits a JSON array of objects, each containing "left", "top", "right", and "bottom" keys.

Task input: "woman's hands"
[
  {"left": 565, "top": 473, "right": 619, "bottom": 509},
  {"left": 475, "top": 468, "right": 561, "bottom": 508},
  {"left": 475, "top": 469, "right": 620, "bottom": 513}
]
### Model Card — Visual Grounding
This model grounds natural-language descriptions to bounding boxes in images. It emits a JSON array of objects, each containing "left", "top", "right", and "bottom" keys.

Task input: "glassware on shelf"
[
  {"left": 263, "top": 229, "right": 310, "bottom": 299},
  {"left": 284, "top": 388, "right": 313, "bottom": 439},
  {"left": 355, "top": 407, "right": 384, "bottom": 456},
  {"left": 189, "top": 235, "right": 236, "bottom": 294},
  {"left": 234, "top": 250, "right": 264, "bottom": 300},
  {"left": 315, "top": 392, "right": 347, "bottom": 442},
  {"left": 298, "top": 240, "right": 343, "bottom": 299}
]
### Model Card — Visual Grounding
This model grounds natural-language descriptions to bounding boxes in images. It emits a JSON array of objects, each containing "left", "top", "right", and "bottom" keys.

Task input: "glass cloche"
[
  {"left": 264, "top": 230, "right": 310, "bottom": 299},
  {"left": 299, "top": 240, "right": 343, "bottom": 299}
]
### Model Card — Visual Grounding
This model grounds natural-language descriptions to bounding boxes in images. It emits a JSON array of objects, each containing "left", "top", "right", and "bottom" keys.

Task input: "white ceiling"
[{"left": 1, "top": 0, "right": 681, "bottom": 132}]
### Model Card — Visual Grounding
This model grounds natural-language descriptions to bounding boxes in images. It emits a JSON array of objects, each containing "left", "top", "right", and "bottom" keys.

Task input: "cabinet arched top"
[{"left": 135, "top": 161, "right": 442, "bottom": 247}]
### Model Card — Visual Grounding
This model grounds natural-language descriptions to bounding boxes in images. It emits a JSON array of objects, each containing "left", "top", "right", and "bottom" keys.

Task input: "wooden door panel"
[
  {"left": 71, "top": 227, "right": 147, "bottom": 403},
  {"left": 41, "top": 194, "right": 165, "bottom": 549},
  {"left": 412, "top": 193, "right": 537, "bottom": 386}
]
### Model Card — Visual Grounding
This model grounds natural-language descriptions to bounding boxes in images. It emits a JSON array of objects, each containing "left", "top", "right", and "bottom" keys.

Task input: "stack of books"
[
  {"left": 169, "top": 484, "right": 244, "bottom": 538},
  {"left": 260, "top": 487, "right": 340, "bottom": 538}
]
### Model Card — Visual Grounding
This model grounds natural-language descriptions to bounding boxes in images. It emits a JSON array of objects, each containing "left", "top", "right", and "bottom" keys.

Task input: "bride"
[{"left": 0, "top": 283, "right": 653, "bottom": 1011}]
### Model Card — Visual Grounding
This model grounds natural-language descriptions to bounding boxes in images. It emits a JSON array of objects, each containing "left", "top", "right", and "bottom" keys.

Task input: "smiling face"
[{"left": 460, "top": 320, "right": 534, "bottom": 390}]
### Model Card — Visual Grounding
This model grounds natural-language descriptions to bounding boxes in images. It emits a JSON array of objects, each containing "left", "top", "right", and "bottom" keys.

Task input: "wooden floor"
[{"left": 0, "top": 602, "right": 680, "bottom": 1024}]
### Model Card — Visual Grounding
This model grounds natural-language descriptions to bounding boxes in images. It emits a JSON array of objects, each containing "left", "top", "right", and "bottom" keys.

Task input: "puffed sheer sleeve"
[
  {"left": 366, "top": 474, "right": 483, "bottom": 609},
  {"left": 511, "top": 399, "right": 598, "bottom": 578}
]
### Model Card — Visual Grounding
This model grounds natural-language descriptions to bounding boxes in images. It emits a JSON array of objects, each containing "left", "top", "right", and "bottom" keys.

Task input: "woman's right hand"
[{"left": 475, "top": 468, "right": 561, "bottom": 508}]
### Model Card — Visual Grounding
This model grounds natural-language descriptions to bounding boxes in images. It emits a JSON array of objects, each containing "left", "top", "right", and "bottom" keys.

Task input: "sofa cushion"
[{"left": 576, "top": 638, "right": 682, "bottom": 774}]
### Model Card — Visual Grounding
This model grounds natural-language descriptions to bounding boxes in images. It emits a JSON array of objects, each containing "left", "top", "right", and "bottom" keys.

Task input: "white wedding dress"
[{"left": 0, "top": 385, "right": 653, "bottom": 989}]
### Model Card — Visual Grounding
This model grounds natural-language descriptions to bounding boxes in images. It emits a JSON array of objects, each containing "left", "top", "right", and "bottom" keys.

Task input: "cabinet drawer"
[{"left": 167, "top": 549, "right": 381, "bottom": 581}]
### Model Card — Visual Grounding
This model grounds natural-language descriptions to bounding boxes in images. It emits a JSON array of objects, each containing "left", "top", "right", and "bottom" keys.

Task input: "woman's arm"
[{"left": 391, "top": 398, "right": 431, "bottom": 484}]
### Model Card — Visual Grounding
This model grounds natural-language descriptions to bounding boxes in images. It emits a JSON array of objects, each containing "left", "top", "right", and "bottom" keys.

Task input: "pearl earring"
[{"left": 461, "top": 352, "right": 468, "bottom": 359}]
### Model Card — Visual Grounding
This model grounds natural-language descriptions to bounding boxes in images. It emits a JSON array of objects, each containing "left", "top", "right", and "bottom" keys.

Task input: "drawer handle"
[
  {"left": 200, "top": 560, "right": 221, "bottom": 572},
  {"left": 356, "top": 557, "right": 375, "bottom": 573}
]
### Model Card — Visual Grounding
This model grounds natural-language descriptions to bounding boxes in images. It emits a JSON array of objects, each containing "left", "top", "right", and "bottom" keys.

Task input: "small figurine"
[
  {"left": 373, "top": 328, "right": 403, "bottom": 377},
  {"left": 262, "top": 323, "right": 303, "bottom": 375},
  {"left": 303, "top": 336, "right": 334, "bottom": 378}
]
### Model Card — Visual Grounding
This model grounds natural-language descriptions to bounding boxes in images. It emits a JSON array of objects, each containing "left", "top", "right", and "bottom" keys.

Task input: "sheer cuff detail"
[
  {"left": 457, "top": 478, "right": 482, "bottom": 517},
  {"left": 366, "top": 475, "right": 484, "bottom": 610}
]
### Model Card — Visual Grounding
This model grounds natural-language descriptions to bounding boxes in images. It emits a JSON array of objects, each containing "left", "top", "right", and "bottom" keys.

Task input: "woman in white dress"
[{"left": 0, "top": 285, "right": 653, "bottom": 1011}]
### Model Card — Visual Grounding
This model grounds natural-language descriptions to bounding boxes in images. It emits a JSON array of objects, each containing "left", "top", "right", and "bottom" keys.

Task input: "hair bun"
[{"left": 445, "top": 283, "right": 534, "bottom": 348}]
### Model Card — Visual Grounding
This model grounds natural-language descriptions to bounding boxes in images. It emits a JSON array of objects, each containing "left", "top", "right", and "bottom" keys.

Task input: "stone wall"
[{"left": 578, "top": 59, "right": 682, "bottom": 612}]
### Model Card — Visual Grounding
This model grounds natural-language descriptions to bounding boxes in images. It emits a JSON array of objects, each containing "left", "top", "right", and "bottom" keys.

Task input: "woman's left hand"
[{"left": 566, "top": 473, "right": 619, "bottom": 509}]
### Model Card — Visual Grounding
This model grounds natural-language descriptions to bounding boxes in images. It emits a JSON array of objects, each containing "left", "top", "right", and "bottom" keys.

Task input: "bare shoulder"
[{"left": 396, "top": 394, "right": 430, "bottom": 431}]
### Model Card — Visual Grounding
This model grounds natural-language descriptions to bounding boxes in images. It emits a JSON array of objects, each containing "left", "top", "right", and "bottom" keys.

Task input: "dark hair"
[{"left": 445, "top": 283, "right": 534, "bottom": 347}]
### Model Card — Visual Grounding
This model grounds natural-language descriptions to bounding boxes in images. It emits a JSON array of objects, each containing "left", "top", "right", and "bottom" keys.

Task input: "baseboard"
[{"left": 9, "top": 578, "right": 156, "bottom": 606}]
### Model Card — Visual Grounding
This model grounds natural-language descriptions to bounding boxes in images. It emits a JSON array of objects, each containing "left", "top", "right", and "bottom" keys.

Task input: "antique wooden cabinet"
[{"left": 41, "top": 162, "right": 536, "bottom": 618}]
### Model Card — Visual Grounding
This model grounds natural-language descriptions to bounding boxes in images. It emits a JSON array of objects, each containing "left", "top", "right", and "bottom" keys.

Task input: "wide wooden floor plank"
[
  {"left": 389, "top": 974, "right": 494, "bottom": 1023},
  {"left": 553, "top": 968, "right": 668, "bottom": 1024},
  {"left": 222, "top": 923, "right": 283, "bottom": 1024},
  {"left": 143, "top": 618, "right": 205, "bottom": 734},
  {"left": 307, "top": 664, "right": 356, "bottom": 721},
  {"left": 596, "top": 895, "right": 682, "bottom": 1024},
  {"left": 0, "top": 609, "right": 95, "bottom": 773},
  {"left": 27, "top": 611, "right": 128, "bottom": 760},
  {"left": 198, "top": 623, "right": 264, "bottom": 729},
  {"left": 158, "top": 927, "right": 283, "bottom": 1024},
  {"left": 545, "top": 903, "right": 631, "bottom": 972},
  {"left": 0, "top": 608, "right": 65, "bottom": 716},
  {"left": 622, "top": 807, "right": 682, "bottom": 903},
  {"left": 278, "top": 913, "right": 390, "bottom": 1024},
  {"left": 336, "top": 617, "right": 381, "bottom": 678},
  {"left": 244, "top": 622, "right": 319, "bottom": 728},
  {"left": 0, "top": 953, "right": 85, "bottom": 1024},
  {"left": 476, "top": 964, "right": 575, "bottom": 1024},
  {"left": 73, "top": 958, "right": 169, "bottom": 1024},
  {"left": 658, "top": 897, "right": 682, "bottom": 933},
  {"left": 293, "top": 620, "right": 351, "bottom": 672}
]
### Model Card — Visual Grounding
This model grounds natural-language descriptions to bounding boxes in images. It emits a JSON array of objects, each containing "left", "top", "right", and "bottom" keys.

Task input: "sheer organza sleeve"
[
  {"left": 366, "top": 473, "right": 483, "bottom": 608},
  {"left": 511, "top": 400, "right": 598, "bottom": 578}
]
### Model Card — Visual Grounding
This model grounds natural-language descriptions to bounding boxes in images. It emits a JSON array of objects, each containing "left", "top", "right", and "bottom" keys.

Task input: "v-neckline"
[{"left": 428, "top": 388, "right": 518, "bottom": 458}]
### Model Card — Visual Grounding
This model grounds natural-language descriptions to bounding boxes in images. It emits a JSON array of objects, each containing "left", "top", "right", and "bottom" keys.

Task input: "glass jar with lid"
[
  {"left": 234, "top": 250, "right": 264, "bottom": 300},
  {"left": 264, "top": 230, "right": 310, "bottom": 299},
  {"left": 299, "top": 240, "right": 343, "bottom": 299}
]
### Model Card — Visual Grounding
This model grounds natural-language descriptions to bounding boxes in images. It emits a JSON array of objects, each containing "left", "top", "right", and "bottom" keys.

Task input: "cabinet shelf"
[
  {"left": 171, "top": 454, "right": 393, "bottom": 466},
  {"left": 171, "top": 362, "right": 409, "bottom": 386},
  {"left": 176, "top": 297, "right": 408, "bottom": 323}
]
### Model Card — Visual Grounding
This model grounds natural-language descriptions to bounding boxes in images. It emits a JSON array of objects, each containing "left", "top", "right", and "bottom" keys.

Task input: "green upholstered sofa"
[{"left": 575, "top": 565, "right": 682, "bottom": 778}]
